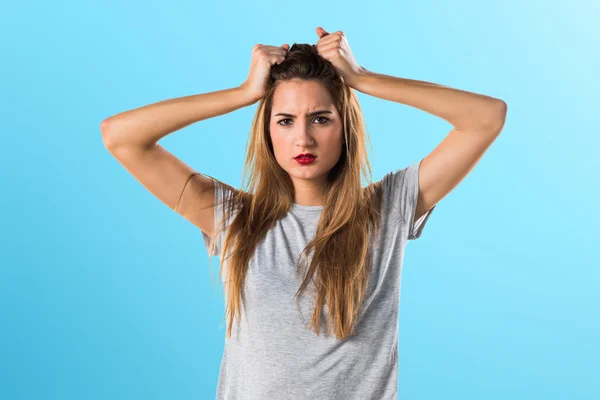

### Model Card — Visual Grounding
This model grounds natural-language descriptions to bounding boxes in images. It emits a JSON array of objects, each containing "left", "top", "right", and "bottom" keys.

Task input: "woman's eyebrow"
[{"left": 274, "top": 110, "right": 333, "bottom": 118}]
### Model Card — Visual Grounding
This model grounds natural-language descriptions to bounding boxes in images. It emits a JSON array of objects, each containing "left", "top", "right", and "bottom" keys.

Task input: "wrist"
[
  {"left": 347, "top": 67, "right": 370, "bottom": 90},
  {"left": 237, "top": 84, "right": 261, "bottom": 105}
]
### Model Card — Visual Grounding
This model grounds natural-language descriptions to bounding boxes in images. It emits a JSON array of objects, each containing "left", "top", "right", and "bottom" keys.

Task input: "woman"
[{"left": 101, "top": 27, "right": 506, "bottom": 400}]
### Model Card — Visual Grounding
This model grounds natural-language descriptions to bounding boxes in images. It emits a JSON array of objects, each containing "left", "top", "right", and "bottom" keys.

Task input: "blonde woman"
[{"left": 101, "top": 27, "right": 506, "bottom": 400}]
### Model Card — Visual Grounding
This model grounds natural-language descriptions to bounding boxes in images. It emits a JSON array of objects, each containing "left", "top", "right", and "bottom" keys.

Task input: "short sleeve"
[
  {"left": 200, "top": 179, "right": 237, "bottom": 256},
  {"left": 382, "top": 157, "right": 436, "bottom": 240}
]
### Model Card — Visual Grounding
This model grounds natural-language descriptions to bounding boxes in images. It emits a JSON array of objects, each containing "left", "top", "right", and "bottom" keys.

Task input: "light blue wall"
[{"left": 1, "top": 1, "right": 597, "bottom": 399}]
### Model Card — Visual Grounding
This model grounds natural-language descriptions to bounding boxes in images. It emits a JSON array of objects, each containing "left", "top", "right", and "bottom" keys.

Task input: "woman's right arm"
[
  {"left": 99, "top": 85, "right": 258, "bottom": 238},
  {"left": 100, "top": 85, "right": 258, "bottom": 150},
  {"left": 100, "top": 44, "right": 288, "bottom": 237}
]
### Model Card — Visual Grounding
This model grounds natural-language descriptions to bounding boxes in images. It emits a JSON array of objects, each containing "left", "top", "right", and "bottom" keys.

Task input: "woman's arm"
[
  {"left": 100, "top": 85, "right": 257, "bottom": 150},
  {"left": 351, "top": 69, "right": 506, "bottom": 131},
  {"left": 99, "top": 85, "right": 258, "bottom": 235},
  {"left": 350, "top": 67, "right": 507, "bottom": 225}
]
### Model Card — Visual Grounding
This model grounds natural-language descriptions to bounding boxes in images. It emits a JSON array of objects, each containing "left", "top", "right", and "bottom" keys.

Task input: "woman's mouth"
[{"left": 295, "top": 155, "right": 316, "bottom": 165}]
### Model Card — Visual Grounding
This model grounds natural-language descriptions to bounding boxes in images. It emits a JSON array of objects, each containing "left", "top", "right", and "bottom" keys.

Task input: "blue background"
[{"left": 1, "top": 0, "right": 598, "bottom": 399}]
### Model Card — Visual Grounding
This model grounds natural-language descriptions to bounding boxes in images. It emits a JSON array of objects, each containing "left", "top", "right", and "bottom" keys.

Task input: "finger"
[
  {"left": 316, "top": 32, "right": 339, "bottom": 48},
  {"left": 264, "top": 47, "right": 287, "bottom": 57},
  {"left": 317, "top": 43, "right": 340, "bottom": 55},
  {"left": 316, "top": 26, "right": 329, "bottom": 38},
  {"left": 269, "top": 51, "right": 287, "bottom": 64},
  {"left": 263, "top": 44, "right": 286, "bottom": 52},
  {"left": 272, "top": 45, "right": 288, "bottom": 55},
  {"left": 317, "top": 35, "right": 340, "bottom": 48},
  {"left": 316, "top": 39, "right": 338, "bottom": 55},
  {"left": 271, "top": 48, "right": 288, "bottom": 57}
]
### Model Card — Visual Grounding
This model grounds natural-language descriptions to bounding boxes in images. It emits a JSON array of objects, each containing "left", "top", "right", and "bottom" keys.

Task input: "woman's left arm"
[
  {"left": 352, "top": 68, "right": 507, "bottom": 222},
  {"left": 313, "top": 27, "right": 507, "bottom": 223},
  {"left": 351, "top": 69, "right": 506, "bottom": 132}
]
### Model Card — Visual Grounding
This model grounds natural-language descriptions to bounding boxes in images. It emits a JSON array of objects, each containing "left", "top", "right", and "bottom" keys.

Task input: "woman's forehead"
[{"left": 272, "top": 82, "right": 334, "bottom": 113}]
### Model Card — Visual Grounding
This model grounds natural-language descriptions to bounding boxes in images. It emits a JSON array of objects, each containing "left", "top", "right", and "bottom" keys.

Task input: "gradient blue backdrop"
[{"left": 1, "top": 1, "right": 598, "bottom": 399}]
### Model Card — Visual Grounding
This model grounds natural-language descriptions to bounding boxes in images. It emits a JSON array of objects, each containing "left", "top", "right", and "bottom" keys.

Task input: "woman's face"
[{"left": 269, "top": 79, "right": 343, "bottom": 185}]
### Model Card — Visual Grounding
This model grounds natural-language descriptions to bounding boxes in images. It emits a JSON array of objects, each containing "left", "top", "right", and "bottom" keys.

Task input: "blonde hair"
[{"left": 183, "top": 43, "right": 386, "bottom": 340}]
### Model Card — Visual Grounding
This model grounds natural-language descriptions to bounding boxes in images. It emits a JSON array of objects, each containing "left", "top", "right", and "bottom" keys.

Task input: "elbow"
[
  {"left": 100, "top": 118, "right": 111, "bottom": 134},
  {"left": 489, "top": 100, "right": 507, "bottom": 133},
  {"left": 495, "top": 99, "right": 507, "bottom": 119},
  {"left": 480, "top": 99, "right": 507, "bottom": 134},
  {"left": 100, "top": 117, "right": 118, "bottom": 149}
]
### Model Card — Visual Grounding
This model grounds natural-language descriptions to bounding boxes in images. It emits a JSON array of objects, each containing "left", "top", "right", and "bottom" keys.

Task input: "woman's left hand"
[{"left": 314, "top": 27, "right": 364, "bottom": 88}]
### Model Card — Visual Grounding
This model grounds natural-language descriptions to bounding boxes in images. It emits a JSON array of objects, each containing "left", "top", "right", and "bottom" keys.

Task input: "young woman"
[{"left": 101, "top": 27, "right": 506, "bottom": 400}]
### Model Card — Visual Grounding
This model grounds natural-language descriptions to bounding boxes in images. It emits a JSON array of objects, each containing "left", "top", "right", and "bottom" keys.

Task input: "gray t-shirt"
[{"left": 201, "top": 158, "right": 435, "bottom": 400}]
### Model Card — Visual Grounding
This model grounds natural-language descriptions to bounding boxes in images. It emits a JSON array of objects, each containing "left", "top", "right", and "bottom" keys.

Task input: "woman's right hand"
[{"left": 240, "top": 43, "right": 290, "bottom": 103}]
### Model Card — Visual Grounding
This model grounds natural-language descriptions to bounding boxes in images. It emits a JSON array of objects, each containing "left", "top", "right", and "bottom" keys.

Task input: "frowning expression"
[{"left": 269, "top": 79, "right": 343, "bottom": 183}]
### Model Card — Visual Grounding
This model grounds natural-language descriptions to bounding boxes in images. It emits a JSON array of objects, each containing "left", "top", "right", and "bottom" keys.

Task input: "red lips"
[{"left": 295, "top": 153, "right": 316, "bottom": 159}]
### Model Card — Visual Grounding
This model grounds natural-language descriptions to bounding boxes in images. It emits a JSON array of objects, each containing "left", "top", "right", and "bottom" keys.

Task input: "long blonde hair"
[{"left": 188, "top": 43, "right": 386, "bottom": 340}]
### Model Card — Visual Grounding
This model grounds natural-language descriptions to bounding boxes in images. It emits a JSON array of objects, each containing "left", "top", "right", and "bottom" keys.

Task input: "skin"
[{"left": 269, "top": 78, "right": 344, "bottom": 206}]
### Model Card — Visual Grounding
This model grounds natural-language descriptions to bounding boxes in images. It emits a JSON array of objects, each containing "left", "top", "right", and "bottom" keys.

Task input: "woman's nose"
[{"left": 294, "top": 127, "right": 315, "bottom": 144}]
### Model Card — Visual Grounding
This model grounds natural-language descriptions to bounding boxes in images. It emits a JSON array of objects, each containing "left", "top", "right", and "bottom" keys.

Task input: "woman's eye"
[{"left": 278, "top": 117, "right": 330, "bottom": 125}]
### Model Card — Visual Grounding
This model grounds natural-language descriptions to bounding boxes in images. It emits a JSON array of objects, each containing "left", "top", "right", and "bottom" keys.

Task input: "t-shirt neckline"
[{"left": 291, "top": 202, "right": 323, "bottom": 211}]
